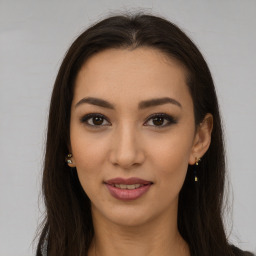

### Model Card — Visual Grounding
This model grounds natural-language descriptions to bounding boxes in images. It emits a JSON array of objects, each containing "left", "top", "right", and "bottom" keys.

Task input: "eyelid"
[
  {"left": 80, "top": 113, "right": 111, "bottom": 127},
  {"left": 144, "top": 113, "right": 177, "bottom": 128},
  {"left": 80, "top": 112, "right": 177, "bottom": 128}
]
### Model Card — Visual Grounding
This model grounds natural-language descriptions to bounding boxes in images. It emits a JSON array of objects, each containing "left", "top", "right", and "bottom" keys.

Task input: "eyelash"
[{"left": 80, "top": 113, "right": 177, "bottom": 129}]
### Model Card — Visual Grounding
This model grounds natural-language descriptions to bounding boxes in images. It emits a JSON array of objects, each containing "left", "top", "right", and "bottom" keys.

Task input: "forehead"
[{"left": 73, "top": 47, "right": 191, "bottom": 107}]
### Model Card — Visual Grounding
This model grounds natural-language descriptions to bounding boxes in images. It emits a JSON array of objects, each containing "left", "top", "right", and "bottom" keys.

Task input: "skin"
[{"left": 69, "top": 47, "right": 213, "bottom": 256}]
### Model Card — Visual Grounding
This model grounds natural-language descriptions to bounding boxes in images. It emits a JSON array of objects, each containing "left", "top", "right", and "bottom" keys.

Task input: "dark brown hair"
[{"left": 37, "top": 12, "right": 234, "bottom": 256}]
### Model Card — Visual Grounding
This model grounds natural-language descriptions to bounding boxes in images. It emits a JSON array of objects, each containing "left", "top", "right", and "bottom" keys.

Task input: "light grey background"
[{"left": 0, "top": 1, "right": 255, "bottom": 255}]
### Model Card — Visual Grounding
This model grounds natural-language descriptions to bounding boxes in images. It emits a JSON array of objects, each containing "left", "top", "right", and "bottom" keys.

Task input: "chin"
[
  {"left": 109, "top": 212, "right": 152, "bottom": 227},
  {"left": 92, "top": 203, "right": 155, "bottom": 227}
]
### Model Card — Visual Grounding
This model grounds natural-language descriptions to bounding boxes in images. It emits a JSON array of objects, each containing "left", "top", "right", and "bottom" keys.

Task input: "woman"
[{"left": 36, "top": 12, "right": 254, "bottom": 256}]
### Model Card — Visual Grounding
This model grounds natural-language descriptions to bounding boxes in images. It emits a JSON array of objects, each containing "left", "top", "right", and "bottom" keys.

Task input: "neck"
[{"left": 88, "top": 205, "right": 190, "bottom": 256}]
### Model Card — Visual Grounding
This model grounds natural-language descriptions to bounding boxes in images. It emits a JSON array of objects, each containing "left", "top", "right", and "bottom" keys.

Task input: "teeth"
[{"left": 113, "top": 184, "right": 142, "bottom": 189}]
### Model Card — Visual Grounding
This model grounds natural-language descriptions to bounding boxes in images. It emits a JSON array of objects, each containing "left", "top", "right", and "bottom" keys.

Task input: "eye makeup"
[
  {"left": 79, "top": 112, "right": 178, "bottom": 129},
  {"left": 80, "top": 113, "right": 110, "bottom": 127},
  {"left": 144, "top": 113, "right": 178, "bottom": 128}
]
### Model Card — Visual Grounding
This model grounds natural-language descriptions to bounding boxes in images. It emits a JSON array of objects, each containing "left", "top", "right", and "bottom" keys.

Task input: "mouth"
[
  {"left": 104, "top": 177, "right": 153, "bottom": 200},
  {"left": 109, "top": 184, "right": 146, "bottom": 189}
]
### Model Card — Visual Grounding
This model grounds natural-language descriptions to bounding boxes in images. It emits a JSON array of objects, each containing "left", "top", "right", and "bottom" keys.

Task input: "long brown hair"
[{"left": 36, "top": 12, "right": 234, "bottom": 256}]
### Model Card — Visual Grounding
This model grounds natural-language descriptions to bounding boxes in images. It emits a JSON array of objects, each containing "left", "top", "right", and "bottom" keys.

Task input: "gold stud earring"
[
  {"left": 194, "top": 157, "right": 201, "bottom": 182},
  {"left": 195, "top": 157, "right": 201, "bottom": 166}
]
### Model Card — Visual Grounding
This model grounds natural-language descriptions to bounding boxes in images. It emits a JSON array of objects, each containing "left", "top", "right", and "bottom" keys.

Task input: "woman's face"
[{"left": 70, "top": 47, "right": 201, "bottom": 226}]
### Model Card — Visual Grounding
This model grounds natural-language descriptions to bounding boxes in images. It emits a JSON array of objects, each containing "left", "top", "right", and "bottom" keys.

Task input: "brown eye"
[
  {"left": 152, "top": 116, "right": 165, "bottom": 126},
  {"left": 144, "top": 113, "right": 177, "bottom": 128},
  {"left": 80, "top": 113, "right": 110, "bottom": 127},
  {"left": 91, "top": 116, "right": 104, "bottom": 125}
]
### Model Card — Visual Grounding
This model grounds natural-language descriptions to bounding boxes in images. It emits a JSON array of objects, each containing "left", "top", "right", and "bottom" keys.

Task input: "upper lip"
[{"left": 105, "top": 177, "right": 153, "bottom": 185}]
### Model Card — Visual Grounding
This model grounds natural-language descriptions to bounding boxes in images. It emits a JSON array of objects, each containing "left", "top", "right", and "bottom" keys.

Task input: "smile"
[
  {"left": 111, "top": 184, "right": 144, "bottom": 189},
  {"left": 105, "top": 177, "right": 153, "bottom": 200}
]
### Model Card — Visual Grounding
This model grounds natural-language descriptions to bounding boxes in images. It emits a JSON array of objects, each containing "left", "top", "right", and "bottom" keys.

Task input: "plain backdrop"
[{"left": 0, "top": 0, "right": 255, "bottom": 255}]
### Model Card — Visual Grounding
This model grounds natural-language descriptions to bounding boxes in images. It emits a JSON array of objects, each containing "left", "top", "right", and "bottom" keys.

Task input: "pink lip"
[
  {"left": 105, "top": 177, "right": 152, "bottom": 185},
  {"left": 104, "top": 177, "right": 153, "bottom": 201}
]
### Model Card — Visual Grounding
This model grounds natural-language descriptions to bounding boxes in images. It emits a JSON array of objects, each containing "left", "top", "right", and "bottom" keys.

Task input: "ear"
[
  {"left": 67, "top": 158, "right": 76, "bottom": 168},
  {"left": 188, "top": 113, "right": 213, "bottom": 165}
]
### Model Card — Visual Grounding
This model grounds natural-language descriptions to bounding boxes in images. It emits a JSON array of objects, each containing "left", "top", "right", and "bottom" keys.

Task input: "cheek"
[
  {"left": 69, "top": 127, "right": 108, "bottom": 195},
  {"left": 150, "top": 129, "right": 194, "bottom": 187},
  {"left": 70, "top": 126, "right": 107, "bottom": 170},
  {"left": 71, "top": 139, "right": 104, "bottom": 200}
]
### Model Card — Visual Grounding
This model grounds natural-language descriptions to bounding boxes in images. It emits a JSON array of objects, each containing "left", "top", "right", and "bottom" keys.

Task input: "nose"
[{"left": 109, "top": 124, "right": 145, "bottom": 169}]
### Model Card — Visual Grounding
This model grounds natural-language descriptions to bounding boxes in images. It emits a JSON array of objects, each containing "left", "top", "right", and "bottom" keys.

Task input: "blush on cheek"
[
  {"left": 158, "top": 153, "right": 189, "bottom": 187},
  {"left": 75, "top": 167, "right": 95, "bottom": 195},
  {"left": 73, "top": 143, "right": 100, "bottom": 167}
]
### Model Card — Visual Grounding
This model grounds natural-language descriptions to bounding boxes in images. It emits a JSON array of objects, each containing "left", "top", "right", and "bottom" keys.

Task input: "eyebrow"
[
  {"left": 139, "top": 97, "right": 182, "bottom": 109},
  {"left": 75, "top": 96, "right": 182, "bottom": 109}
]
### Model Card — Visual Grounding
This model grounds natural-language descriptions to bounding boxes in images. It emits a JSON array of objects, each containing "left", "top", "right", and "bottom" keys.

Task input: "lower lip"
[{"left": 105, "top": 184, "right": 152, "bottom": 201}]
